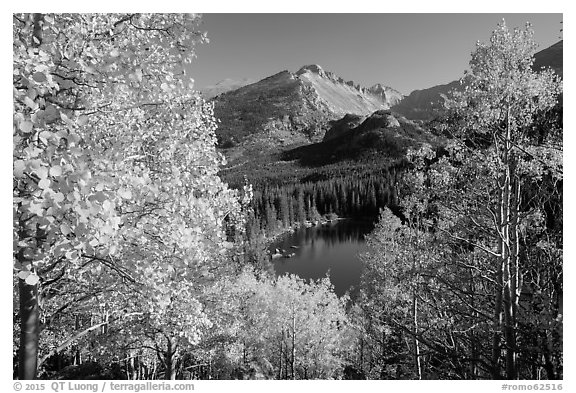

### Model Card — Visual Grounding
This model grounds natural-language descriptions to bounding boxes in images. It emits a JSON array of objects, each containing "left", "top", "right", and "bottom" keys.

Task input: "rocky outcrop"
[
  {"left": 323, "top": 114, "right": 365, "bottom": 141},
  {"left": 356, "top": 110, "right": 401, "bottom": 132},
  {"left": 334, "top": 110, "right": 437, "bottom": 158},
  {"left": 282, "top": 109, "right": 440, "bottom": 168}
]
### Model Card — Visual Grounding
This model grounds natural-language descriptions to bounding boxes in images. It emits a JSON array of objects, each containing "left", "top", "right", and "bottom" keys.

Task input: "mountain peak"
[
  {"left": 296, "top": 64, "right": 325, "bottom": 76},
  {"left": 212, "top": 64, "right": 403, "bottom": 149},
  {"left": 369, "top": 83, "right": 394, "bottom": 93},
  {"left": 368, "top": 84, "right": 404, "bottom": 106}
]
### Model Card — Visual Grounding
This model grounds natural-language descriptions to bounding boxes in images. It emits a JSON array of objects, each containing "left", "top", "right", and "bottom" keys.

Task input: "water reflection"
[{"left": 270, "top": 219, "right": 374, "bottom": 297}]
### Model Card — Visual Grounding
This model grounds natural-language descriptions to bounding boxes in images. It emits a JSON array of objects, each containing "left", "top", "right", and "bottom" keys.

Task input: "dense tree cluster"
[
  {"left": 245, "top": 171, "right": 400, "bottom": 238},
  {"left": 354, "top": 22, "right": 562, "bottom": 380},
  {"left": 12, "top": 13, "right": 353, "bottom": 381},
  {"left": 13, "top": 12, "right": 250, "bottom": 379},
  {"left": 200, "top": 268, "right": 352, "bottom": 379}
]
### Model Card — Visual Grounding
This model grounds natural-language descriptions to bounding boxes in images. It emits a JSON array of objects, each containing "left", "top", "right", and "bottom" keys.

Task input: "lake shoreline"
[{"left": 263, "top": 217, "right": 346, "bottom": 258}]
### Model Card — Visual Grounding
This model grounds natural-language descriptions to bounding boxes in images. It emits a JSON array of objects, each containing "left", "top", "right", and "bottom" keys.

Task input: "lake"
[{"left": 269, "top": 219, "right": 375, "bottom": 297}]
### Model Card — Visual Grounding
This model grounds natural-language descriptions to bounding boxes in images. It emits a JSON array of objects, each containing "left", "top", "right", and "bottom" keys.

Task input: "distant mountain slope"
[
  {"left": 392, "top": 80, "right": 461, "bottom": 121},
  {"left": 201, "top": 77, "right": 257, "bottom": 99},
  {"left": 212, "top": 64, "right": 402, "bottom": 150},
  {"left": 392, "top": 40, "right": 563, "bottom": 121},
  {"left": 533, "top": 40, "right": 563, "bottom": 77}
]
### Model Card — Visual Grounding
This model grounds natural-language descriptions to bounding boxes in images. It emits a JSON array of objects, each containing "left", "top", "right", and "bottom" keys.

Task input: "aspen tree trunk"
[
  {"left": 411, "top": 228, "right": 422, "bottom": 380},
  {"left": 165, "top": 338, "right": 173, "bottom": 380},
  {"left": 502, "top": 111, "right": 518, "bottom": 380},
  {"left": 291, "top": 313, "right": 296, "bottom": 380},
  {"left": 491, "top": 107, "right": 519, "bottom": 380},
  {"left": 282, "top": 329, "right": 288, "bottom": 379},
  {"left": 469, "top": 267, "right": 479, "bottom": 379},
  {"left": 413, "top": 292, "right": 422, "bottom": 380},
  {"left": 512, "top": 176, "right": 522, "bottom": 336},
  {"left": 492, "top": 184, "right": 505, "bottom": 378},
  {"left": 208, "top": 356, "right": 212, "bottom": 380},
  {"left": 502, "top": 168, "right": 516, "bottom": 379},
  {"left": 154, "top": 360, "right": 159, "bottom": 380},
  {"left": 18, "top": 272, "right": 39, "bottom": 380},
  {"left": 74, "top": 315, "right": 81, "bottom": 365},
  {"left": 130, "top": 354, "right": 136, "bottom": 380},
  {"left": 278, "top": 337, "right": 283, "bottom": 379},
  {"left": 359, "top": 336, "right": 364, "bottom": 374},
  {"left": 17, "top": 14, "right": 44, "bottom": 380}
]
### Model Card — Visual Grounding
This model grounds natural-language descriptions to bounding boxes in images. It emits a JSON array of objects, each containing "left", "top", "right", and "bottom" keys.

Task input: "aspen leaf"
[
  {"left": 24, "top": 96, "right": 37, "bottom": 110},
  {"left": 53, "top": 192, "right": 65, "bottom": 203},
  {"left": 45, "top": 104, "right": 58, "bottom": 120},
  {"left": 60, "top": 112, "right": 74, "bottom": 127},
  {"left": 36, "top": 167, "right": 48, "bottom": 179},
  {"left": 32, "top": 72, "right": 47, "bottom": 83},
  {"left": 77, "top": 115, "right": 88, "bottom": 126},
  {"left": 28, "top": 202, "right": 44, "bottom": 216},
  {"left": 118, "top": 188, "right": 132, "bottom": 199},
  {"left": 27, "top": 88, "right": 38, "bottom": 101},
  {"left": 49, "top": 165, "right": 62, "bottom": 177},
  {"left": 39, "top": 130, "right": 52, "bottom": 143},
  {"left": 60, "top": 223, "right": 72, "bottom": 236},
  {"left": 38, "top": 178, "right": 51, "bottom": 189},
  {"left": 94, "top": 191, "right": 107, "bottom": 203},
  {"left": 14, "top": 160, "right": 26, "bottom": 178},
  {"left": 74, "top": 223, "right": 88, "bottom": 237},
  {"left": 17, "top": 270, "right": 31, "bottom": 280},
  {"left": 20, "top": 121, "right": 33, "bottom": 133},
  {"left": 65, "top": 250, "right": 79, "bottom": 260},
  {"left": 25, "top": 273, "right": 40, "bottom": 286}
]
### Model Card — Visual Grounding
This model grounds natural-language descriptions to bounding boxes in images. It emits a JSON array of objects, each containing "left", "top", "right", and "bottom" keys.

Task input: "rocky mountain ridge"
[
  {"left": 295, "top": 64, "right": 403, "bottom": 109},
  {"left": 212, "top": 64, "right": 403, "bottom": 153}
]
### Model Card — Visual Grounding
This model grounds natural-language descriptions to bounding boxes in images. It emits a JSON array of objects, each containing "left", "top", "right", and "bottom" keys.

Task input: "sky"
[{"left": 190, "top": 13, "right": 562, "bottom": 95}]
